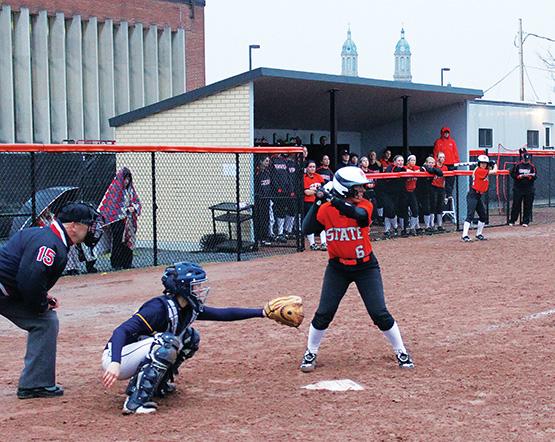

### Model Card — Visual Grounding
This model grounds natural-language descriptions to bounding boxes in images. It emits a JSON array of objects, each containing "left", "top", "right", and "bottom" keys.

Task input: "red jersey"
[
  {"left": 431, "top": 164, "right": 448, "bottom": 188},
  {"left": 303, "top": 173, "right": 324, "bottom": 203},
  {"left": 472, "top": 167, "right": 490, "bottom": 193},
  {"left": 317, "top": 199, "right": 373, "bottom": 261},
  {"left": 405, "top": 164, "right": 419, "bottom": 192}
]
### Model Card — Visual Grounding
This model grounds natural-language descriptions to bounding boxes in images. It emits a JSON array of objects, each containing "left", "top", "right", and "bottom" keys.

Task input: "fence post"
[
  {"left": 505, "top": 175, "right": 510, "bottom": 224},
  {"left": 235, "top": 153, "right": 241, "bottom": 262},
  {"left": 151, "top": 152, "right": 158, "bottom": 267},
  {"left": 455, "top": 175, "right": 460, "bottom": 231},
  {"left": 549, "top": 157, "right": 552, "bottom": 207},
  {"left": 30, "top": 152, "right": 36, "bottom": 224},
  {"left": 296, "top": 152, "right": 303, "bottom": 252}
]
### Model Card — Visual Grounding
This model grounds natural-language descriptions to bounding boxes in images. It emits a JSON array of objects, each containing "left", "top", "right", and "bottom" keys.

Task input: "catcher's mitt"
[{"left": 264, "top": 295, "right": 304, "bottom": 328}]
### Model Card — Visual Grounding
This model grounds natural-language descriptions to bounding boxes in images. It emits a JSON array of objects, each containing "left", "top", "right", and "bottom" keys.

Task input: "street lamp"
[
  {"left": 249, "top": 44, "right": 260, "bottom": 70},
  {"left": 441, "top": 67, "right": 451, "bottom": 86}
]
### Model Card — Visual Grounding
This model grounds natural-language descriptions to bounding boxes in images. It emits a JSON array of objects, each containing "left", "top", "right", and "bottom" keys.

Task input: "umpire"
[
  {"left": 0, "top": 202, "right": 102, "bottom": 399},
  {"left": 509, "top": 151, "right": 537, "bottom": 226}
]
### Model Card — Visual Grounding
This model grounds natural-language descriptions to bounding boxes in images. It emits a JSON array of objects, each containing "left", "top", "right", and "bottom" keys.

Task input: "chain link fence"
[
  {"left": 2, "top": 146, "right": 554, "bottom": 275},
  {"left": 0, "top": 147, "right": 304, "bottom": 275}
]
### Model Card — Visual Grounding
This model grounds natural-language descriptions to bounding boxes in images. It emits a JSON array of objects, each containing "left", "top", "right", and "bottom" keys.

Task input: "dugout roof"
[{"left": 109, "top": 67, "right": 483, "bottom": 131}]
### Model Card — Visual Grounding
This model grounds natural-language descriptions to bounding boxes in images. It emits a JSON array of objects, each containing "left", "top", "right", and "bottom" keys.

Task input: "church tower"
[
  {"left": 341, "top": 26, "right": 358, "bottom": 77},
  {"left": 394, "top": 28, "right": 412, "bottom": 82}
]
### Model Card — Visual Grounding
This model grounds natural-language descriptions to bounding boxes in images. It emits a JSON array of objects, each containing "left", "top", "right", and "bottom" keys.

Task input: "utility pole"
[{"left": 519, "top": 18, "right": 525, "bottom": 101}]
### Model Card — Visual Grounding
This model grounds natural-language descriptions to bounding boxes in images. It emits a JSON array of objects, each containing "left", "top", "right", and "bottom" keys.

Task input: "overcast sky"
[{"left": 205, "top": 0, "right": 555, "bottom": 103}]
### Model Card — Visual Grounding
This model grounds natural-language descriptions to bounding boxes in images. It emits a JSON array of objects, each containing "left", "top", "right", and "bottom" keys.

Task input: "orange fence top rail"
[{"left": 0, "top": 144, "right": 304, "bottom": 154}]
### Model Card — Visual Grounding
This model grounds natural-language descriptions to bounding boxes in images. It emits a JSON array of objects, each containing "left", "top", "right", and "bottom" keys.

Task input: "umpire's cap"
[{"left": 57, "top": 202, "right": 99, "bottom": 225}]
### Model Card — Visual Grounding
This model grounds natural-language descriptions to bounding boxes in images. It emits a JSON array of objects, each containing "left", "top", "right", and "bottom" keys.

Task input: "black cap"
[
  {"left": 57, "top": 202, "right": 97, "bottom": 225},
  {"left": 340, "top": 149, "right": 350, "bottom": 155},
  {"left": 522, "top": 153, "right": 531, "bottom": 160}
]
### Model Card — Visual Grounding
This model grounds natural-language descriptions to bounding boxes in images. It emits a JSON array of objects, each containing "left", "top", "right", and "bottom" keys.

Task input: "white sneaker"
[{"left": 522, "top": 223, "right": 528, "bottom": 227}]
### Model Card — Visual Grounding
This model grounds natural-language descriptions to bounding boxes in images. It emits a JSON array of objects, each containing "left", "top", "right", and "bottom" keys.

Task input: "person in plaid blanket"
[{"left": 98, "top": 167, "right": 142, "bottom": 270}]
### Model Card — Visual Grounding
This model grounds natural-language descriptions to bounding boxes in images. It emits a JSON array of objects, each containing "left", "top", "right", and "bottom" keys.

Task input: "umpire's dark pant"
[
  {"left": 0, "top": 299, "right": 59, "bottom": 389},
  {"left": 312, "top": 254, "right": 395, "bottom": 332},
  {"left": 510, "top": 187, "right": 535, "bottom": 224}
]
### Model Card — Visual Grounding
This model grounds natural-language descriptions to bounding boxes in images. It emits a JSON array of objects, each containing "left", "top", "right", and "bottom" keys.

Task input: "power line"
[
  {"left": 523, "top": 65, "right": 539, "bottom": 100},
  {"left": 484, "top": 65, "right": 519, "bottom": 93}
]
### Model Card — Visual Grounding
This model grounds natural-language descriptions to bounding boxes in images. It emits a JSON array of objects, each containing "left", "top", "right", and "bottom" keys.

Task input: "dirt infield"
[{"left": 1, "top": 223, "right": 554, "bottom": 441}]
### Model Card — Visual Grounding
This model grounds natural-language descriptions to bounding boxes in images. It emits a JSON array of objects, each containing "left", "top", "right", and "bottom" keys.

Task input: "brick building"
[{"left": 0, "top": 0, "right": 206, "bottom": 144}]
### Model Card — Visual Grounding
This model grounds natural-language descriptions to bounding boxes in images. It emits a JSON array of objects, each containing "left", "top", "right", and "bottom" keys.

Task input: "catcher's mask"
[
  {"left": 57, "top": 202, "right": 104, "bottom": 247},
  {"left": 332, "top": 166, "right": 370, "bottom": 198},
  {"left": 161, "top": 262, "right": 209, "bottom": 313}
]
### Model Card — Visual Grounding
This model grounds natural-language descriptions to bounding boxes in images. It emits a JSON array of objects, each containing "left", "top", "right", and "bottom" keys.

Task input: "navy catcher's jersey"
[
  {"left": 106, "top": 295, "right": 263, "bottom": 363},
  {"left": 0, "top": 221, "right": 70, "bottom": 313}
]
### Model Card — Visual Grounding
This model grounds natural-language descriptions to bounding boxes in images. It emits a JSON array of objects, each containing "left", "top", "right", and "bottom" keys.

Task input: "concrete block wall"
[
  {"left": 114, "top": 84, "right": 254, "bottom": 248},
  {"left": 0, "top": 1, "right": 205, "bottom": 143}
]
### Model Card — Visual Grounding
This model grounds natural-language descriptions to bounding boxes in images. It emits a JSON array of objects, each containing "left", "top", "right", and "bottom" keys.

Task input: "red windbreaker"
[{"left": 433, "top": 127, "right": 460, "bottom": 166}]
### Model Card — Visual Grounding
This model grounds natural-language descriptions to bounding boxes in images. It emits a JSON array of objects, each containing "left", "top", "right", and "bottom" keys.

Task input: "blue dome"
[
  {"left": 394, "top": 28, "right": 411, "bottom": 55},
  {"left": 342, "top": 28, "right": 358, "bottom": 55}
]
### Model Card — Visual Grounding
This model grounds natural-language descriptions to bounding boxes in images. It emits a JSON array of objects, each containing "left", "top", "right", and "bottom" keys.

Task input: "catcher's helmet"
[
  {"left": 477, "top": 154, "right": 489, "bottom": 163},
  {"left": 162, "top": 262, "right": 209, "bottom": 313},
  {"left": 332, "top": 166, "right": 370, "bottom": 198}
]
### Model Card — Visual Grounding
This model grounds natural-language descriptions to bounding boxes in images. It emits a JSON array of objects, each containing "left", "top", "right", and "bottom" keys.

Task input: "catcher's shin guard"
[
  {"left": 154, "top": 328, "right": 201, "bottom": 398},
  {"left": 123, "top": 332, "right": 180, "bottom": 414}
]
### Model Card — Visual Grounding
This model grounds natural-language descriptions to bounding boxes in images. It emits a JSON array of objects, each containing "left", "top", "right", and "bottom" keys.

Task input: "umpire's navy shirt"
[{"left": 0, "top": 220, "right": 70, "bottom": 313}]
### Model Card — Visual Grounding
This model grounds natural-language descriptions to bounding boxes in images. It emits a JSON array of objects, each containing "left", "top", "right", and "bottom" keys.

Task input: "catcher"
[{"left": 101, "top": 261, "right": 303, "bottom": 414}]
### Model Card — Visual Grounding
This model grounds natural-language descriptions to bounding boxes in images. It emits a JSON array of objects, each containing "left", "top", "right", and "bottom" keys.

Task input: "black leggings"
[
  {"left": 465, "top": 189, "right": 488, "bottom": 223},
  {"left": 430, "top": 186, "right": 446, "bottom": 215},
  {"left": 311, "top": 254, "right": 395, "bottom": 332}
]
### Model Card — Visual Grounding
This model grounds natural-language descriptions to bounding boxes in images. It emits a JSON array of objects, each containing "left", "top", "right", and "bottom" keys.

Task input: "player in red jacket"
[
  {"left": 433, "top": 127, "right": 460, "bottom": 197},
  {"left": 461, "top": 155, "right": 498, "bottom": 241},
  {"left": 303, "top": 160, "right": 326, "bottom": 250},
  {"left": 299, "top": 167, "right": 414, "bottom": 372}
]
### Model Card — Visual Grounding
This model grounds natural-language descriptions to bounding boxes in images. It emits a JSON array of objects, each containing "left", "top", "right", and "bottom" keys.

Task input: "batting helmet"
[
  {"left": 161, "top": 262, "right": 209, "bottom": 313},
  {"left": 332, "top": 166, "right": 370, "bottom": 198}
]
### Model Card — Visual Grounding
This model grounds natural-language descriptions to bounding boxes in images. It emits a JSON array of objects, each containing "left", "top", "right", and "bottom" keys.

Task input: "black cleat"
[
  {"left": 17, "top": 385, "right": 64, "bottom": 399},
  {"left": 475, "top": 234, "right": 487, "bottom": 241},
  {"left": 396, "top": 352, "right": 414, "bottom": 369},
  {"left": 300, "top": 349, "right": 317, "bottom": 373}
]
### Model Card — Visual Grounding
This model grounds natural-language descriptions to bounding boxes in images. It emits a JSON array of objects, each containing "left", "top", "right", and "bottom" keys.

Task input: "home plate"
[{"left": 302, "top": 379, "right": 364, "bottom": 392}]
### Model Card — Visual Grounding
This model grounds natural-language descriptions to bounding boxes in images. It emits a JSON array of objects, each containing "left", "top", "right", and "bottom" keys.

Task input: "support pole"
[
  {"left": 402, "top": 95, "right": 409, "bottom": 156},
  {"left": 329, "top": 89, "right": 338, "bottom": 165}
]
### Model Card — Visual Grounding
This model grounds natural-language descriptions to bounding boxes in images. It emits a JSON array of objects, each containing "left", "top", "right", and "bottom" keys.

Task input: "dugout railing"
[{"left": 0, "top": 144, "right": 305, "bottom": 274}]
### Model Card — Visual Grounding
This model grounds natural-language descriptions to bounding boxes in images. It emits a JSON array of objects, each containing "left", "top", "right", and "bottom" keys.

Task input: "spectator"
[
  {"left": 404, "top": 155, "right": 420, "bottom": 236},
  {"left": 316, "top": 155, "right": 334, "bottom": 184},
  {"left": 349, "top": 153, "right": 359, "bottom": 167},
  {"left": 336, "top": 149, "right": 351, "bottom": 170},
  {"left": 368, "top": 151, "right": 384, "bottom": 224},
  {"left": 359, "top": 157, "right": 378, "bottom": 217},
  {"left": 461, "top": 155, "right": 498, "bottom": 242},
  {"left": 98, "top": 167, "right": 142, "bottom": 270},
  {"left": 509, "top": 150, "right": 537, "bottom": 227},
  {"left": 430, "top": 152, "right": 448, "bottom": 232},
  {"left": 269, "top": 153, "right": 291, "bottom": 242},
  {"left": 380, "top": 149, "right": 393, "bottom": 169},
  {"left": 419, "top": 157, "right": 444, "bottom": 235},
  {"left": 303, "top": 160, "right": 326, "bottom": 251},
  {"left": 433, "top": 127, "right": 460, "bottom": 197},
  {"left": 382, "top": 155, "right": 408, "bottom": 239},
  {"left": 254, "top": 156, "right": 273, "bottom": 246}
]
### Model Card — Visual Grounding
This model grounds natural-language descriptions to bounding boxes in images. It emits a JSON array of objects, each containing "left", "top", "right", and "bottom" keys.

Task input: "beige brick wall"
[{"left": 113, "top": 84, "right": 254, "bottom": 250}]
